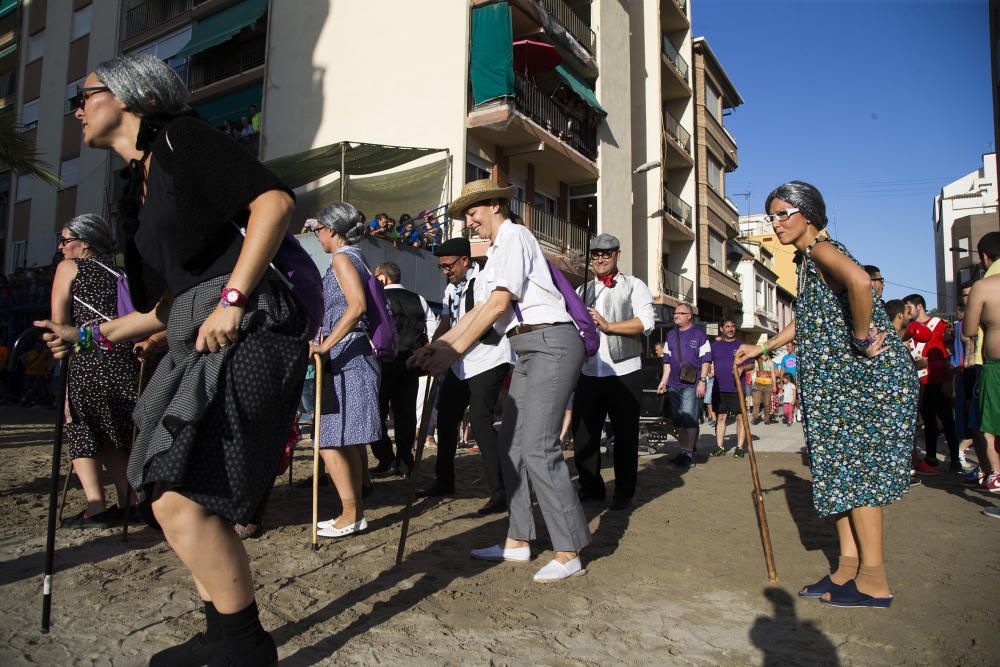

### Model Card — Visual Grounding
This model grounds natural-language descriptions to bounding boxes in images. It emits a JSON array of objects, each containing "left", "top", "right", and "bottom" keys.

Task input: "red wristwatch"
[{"left": 220, "top": 287, "right": 248, "bottom": 308}]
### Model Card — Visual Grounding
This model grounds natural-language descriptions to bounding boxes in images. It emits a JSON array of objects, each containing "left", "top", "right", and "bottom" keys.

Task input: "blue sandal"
[
  {"left": 798, "top": 575, "right": 846, "bottom": 599},
  {"left": 820, "top": 580, "right": 893, "bottom": 608}
]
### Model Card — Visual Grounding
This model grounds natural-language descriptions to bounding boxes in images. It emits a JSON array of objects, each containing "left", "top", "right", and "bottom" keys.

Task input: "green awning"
[
  {"left": 469, "top": 2, "right": 514, "bottom": 106},
  {"left": 0, "top": 0, "right": 19, "bottom": 20},
  {"left": 174, "top": 0, "right": 267, "bottom": 60},
  {"left": 195, "top": 83, "right": 262, "bottom": 127},
  {"left": 265, "top": 142, "right": 447, "bottom": 190},
  {"left": 0, "top": 41, "right": 15, "bottom": 59},
  {"left": 555, "top": 64, "right": 606, "bottom": 117}
]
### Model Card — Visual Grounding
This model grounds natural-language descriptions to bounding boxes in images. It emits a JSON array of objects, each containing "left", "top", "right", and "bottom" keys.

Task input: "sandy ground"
[{"left": 1, "top": 404, "right": 999, "bottom": 666}]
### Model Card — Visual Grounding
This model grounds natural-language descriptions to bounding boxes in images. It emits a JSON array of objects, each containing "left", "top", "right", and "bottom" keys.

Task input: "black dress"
[
  {"left": 124, "top": 116, "right": 308, "bottom": 524},
  {"left": 65, "top": 257, "right": 140, "bottom": 460}
]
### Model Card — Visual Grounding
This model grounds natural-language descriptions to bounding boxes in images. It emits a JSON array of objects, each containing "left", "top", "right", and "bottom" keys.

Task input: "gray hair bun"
[
  {"left": 764, "top": 181, "right": 829, "bottom": 231},
  {"left": 317, "top": 202, "right": 365, "bottom": 245},
  {"left": 93, "top": 54, "right": 188, "bottom": 116},
  {"left": 64, "top": 213, "right": 114, "bottom": 256}
]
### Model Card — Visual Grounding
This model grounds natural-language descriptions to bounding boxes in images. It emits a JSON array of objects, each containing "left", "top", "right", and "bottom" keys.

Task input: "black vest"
[{"left": 385, "top": 287, "right": 427, "bottom": 358}]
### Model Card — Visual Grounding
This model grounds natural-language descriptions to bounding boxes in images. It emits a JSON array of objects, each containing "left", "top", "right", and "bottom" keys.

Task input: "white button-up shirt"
[
  {"left": 581, "top": 275, "right": 655, "bottom": 378},
  {"left": 475, "top": 220, "right": 572, "bottom": 335},
  {"left": 384, "top": 284, "right": 438, "bottom": 342},
  {"left": 443, "top": 262, "right": 514, "bottom": 380}
]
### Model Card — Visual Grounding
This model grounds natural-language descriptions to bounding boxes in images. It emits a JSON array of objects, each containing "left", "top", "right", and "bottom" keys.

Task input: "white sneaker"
[
  {"left": 533, "top": 556, "right": 586, "bottom": 582},
  {"left": 317, "top": 517, "right": 368, "bottom": 538},
  {"left": 470, "top": 544, "right": 530, "bottom": 562}
]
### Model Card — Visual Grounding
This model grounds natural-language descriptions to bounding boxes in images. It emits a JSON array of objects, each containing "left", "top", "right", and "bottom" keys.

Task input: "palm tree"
[{"left": 0, "top": 112, "right": 61, "bottom": 187}]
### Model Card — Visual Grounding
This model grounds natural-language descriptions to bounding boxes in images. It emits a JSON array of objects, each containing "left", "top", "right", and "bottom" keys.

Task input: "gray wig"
[
  {"left": 93, "top": 54, "right": 188, "bottom": 116},
  {"left": 764, "top": 181, "right": 828, "bottom": 231},
  {"left": 317, "top": 202, "right": 366, "bottom": 245},
  {"left": 64, "top": 213, "right": 114, "bottom": 256}
]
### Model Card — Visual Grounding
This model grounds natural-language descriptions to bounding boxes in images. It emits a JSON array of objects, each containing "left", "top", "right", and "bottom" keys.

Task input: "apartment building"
[
  {"left": 3, "top": 0, "right": 706, "bottom": 323},
  {"left": 733, "top": 239, "right": 779, "bottom": 338},
  {"left": 630, "top": 0, "right": 697, "bottom": 313},
  {"left": 691, "top": 36, "right": 741, "bottom": 324},
  {"left": 739, "top": 213, "right": 798, "bottom": 298},
  {"left": 933, "top": 152, "right": 998, "bottom": 313}
]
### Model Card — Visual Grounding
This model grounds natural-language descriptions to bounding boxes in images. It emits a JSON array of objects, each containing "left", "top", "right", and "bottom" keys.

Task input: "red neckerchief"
[{"left": 596, "top": 271, "right": 618, "bottom": 288}]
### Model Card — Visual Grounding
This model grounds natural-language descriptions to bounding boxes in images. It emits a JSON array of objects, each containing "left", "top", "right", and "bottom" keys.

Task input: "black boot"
[
  {"left": 206, "top": 600, "right": 277, "bottom": 667},
  {"left": 149, "top": 602, "right": 223, "bottom": 666}
]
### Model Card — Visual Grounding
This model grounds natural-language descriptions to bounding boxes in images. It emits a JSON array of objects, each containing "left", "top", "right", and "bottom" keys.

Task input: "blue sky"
[{"left": 693, "top": 0, "right": 993, "bottom": 307}]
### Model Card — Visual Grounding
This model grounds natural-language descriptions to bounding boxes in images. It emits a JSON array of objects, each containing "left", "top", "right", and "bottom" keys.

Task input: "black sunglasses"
[{"left": 70, "top": 86, "right": 111, "bottom": 111}]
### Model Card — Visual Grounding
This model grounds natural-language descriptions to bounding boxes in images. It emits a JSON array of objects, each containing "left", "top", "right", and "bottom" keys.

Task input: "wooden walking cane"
[
  {"left": 42, "top": 357, "right": 70, "bottom": 633},
  {"left": 733, "top": 364, "right": 779, "bottom": 583},
  {"left": 395, "top": 375, "right": 440, "bottom": 566},
  {"left": 311, "top": 352, "right": 323, "bottom": 552},
  {"left": 121, "top": 356, "right": 149, "bottom": 542}
]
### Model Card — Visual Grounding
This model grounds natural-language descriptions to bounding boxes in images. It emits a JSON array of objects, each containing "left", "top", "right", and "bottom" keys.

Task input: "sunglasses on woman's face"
[
  {"left": 70, "top": 86, "right": 111, "bottom": 111},
  {"left": 57, "top": 235, "right": 80, "bottom": 247}
]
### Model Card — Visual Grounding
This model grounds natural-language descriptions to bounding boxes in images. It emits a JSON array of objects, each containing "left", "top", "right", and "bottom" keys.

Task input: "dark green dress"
[{"left": 795, "top": 240, "right": 918, "bottom": 517}]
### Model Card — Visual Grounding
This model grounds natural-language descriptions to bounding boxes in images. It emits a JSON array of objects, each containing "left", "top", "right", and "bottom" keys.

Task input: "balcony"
[
  {"left": 513, "top": 73, "right": 597, "bottom": 161},
  {"left": 123, "top": 0, "right": 194, "bottom": 41},
  {"left": 538, "top": 0, "right": 595, "bottom": 55},
  {"left": 664, "top": 189, "right": 693, "bottom": 229},
  {"left": 662, "top": 267, "right": 694, "bottom": 303},
  {"left": 513, "top": 199, "right": 589, "bottom": 259},
  {"left": 661, "top": 36, "right": 689, "bottom": 82},
  {"left": 663, "top": 112, "right": 691, "bottom": 155},
  {"left": 187, "top": 32, "right": 265, "bottom": 91}
]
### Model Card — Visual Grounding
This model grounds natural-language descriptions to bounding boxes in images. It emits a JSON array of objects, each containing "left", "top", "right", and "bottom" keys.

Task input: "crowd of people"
[
  {"left": 365, "top": 210, "right": 444, "bottom": 250},
  {"left": 218, "top": 104, "right": 262, "bottom": 157},
  {"left": 16, "top": 52, "right": 999, "bottom": 667}
]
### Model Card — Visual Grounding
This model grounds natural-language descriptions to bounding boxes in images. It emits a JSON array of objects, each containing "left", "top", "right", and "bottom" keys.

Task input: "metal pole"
[
  {"left": 339, "top": 143, "right": 347, "bottom": 203},
  {"left": 42, "top": 357, "right": 70, "bottom": 633}
]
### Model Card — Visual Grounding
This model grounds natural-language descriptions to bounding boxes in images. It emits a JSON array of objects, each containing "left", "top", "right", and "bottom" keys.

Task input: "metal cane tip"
[{"left": 311, "top": 544, "right": 318, "bottom": 552}]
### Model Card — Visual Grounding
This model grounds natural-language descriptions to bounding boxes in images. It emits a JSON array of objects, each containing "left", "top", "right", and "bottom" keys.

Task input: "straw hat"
[{"left": 447, "top": 179, "right": 517, "bottom": 220}]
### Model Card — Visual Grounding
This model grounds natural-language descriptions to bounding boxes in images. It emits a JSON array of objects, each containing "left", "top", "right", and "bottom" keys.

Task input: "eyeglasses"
[
  {"left": 70, "top": 86, "right": 111, "bottom": 111},
  {"left": 871, "top": 277, "right": 885, "bottom": 284},
  {"left": 763, "top": 208, "right": 800, "bottom": 225},
  {"left": 674, "top": 310, "right": 692, "bottom": 317},
  {"left": 438, "top": 257, "right": 463, "bottom": 272},
  {"left": 57, "top": 236, "right": 80, "bottom": 247},
  {"left": 590, "top": 250, "right": 617, "bottom": 259}
]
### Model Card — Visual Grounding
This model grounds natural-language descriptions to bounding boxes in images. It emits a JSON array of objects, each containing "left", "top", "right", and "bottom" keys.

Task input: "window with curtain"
[
  {"left": 708, "top": 231, "right": 725, "bottom": 267},
  {"left": 705, "top": 82, "right": 722, "bottom": 123},
  {"left": 707, "top": 155, "right": 723, "bottom": 194}
]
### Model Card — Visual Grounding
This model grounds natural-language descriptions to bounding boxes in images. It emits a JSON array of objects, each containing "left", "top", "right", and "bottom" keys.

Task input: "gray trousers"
[{"left": 500, "top": 324, "right": 591, "bottom": 552}]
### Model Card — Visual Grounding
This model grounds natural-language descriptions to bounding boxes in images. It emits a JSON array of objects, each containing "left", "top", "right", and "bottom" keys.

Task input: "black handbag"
[{"left": 674, "top": 327, "right": 698, "bottom": 385}]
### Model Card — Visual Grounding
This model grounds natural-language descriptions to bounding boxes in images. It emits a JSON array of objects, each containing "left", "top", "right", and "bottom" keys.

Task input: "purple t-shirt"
[
  {"left": 662, "top": 326, "right": 711, "bottom": 389},
  {"left": 711, "top": 339, "right": 743, "bottom": 393}
]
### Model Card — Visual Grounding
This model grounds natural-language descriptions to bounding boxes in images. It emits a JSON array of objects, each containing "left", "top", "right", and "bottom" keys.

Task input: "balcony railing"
[
  {"left": 539, "top": 0, "right": 596, "bottom": 55},
  {"left": 123, "top": 0, "right": 193, "bottom": 41},
  {"left": 661, "top": 35, "right": 689, "bottom": 82},
  {"left": 663, "top": 111, "right": 690, "bottom": 153},
  {"left": 187, "top": 32, "right": 266, "bottom": 90},
  {"left": 664, "top": 189, "right": 693, "bottom": 229},
  {"left": 0, "top": 70, "right": 15, "bottom": 100},
  {"left": 513, "top": 73, "right": 597, "bottom": 161},
  {"left": 662, "top": 267, "right": 694, "bottom": 302},
  {"left": 512, "top": 199, "right": 589, "bottom": 257}
]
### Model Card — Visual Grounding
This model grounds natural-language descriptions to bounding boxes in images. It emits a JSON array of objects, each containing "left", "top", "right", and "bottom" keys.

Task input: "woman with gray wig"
[
  {"left": 37, "top": 53, "right": 309, "bottom": 665},
  {"left": 307, "top": 201, "right": 381, "bottom": 538},
  {"left": 736, "top": 181, "right": 917, "bottom": 609},
  {"left": 48, "top": 214, "right": 140, "bottom": 528}
]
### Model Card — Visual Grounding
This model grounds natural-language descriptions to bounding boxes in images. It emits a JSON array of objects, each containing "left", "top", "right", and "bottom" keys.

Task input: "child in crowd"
[{"left": 782, "top": 373, "right": 796, "bottom": 426}]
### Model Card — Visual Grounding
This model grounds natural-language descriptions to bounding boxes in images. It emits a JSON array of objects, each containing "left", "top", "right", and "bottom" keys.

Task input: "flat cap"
[{"left": 590, "top": 233, "right": 620, "bottom": 251}]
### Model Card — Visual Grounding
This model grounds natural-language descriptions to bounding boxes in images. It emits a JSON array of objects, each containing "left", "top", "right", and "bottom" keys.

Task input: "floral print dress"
[{"left": 795, "top": 239, "right": 918, "bottom": 517}]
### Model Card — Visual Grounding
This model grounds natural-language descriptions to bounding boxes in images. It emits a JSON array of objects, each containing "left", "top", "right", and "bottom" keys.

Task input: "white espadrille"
[{"left": 470, "top": 544, "right": 530, "bottom": 562}]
